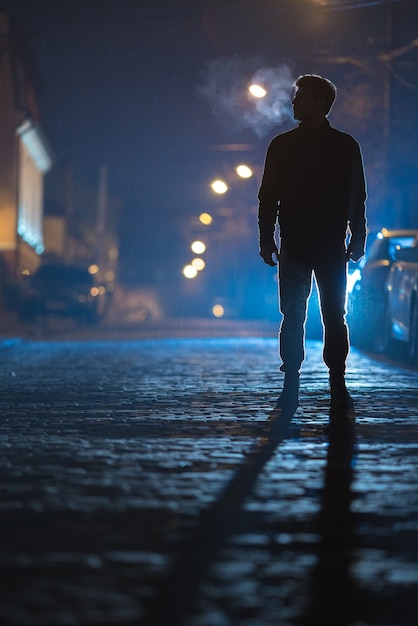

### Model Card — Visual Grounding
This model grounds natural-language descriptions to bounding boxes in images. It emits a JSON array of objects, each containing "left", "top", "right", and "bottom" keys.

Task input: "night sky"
[{"left": 2, "top": 0, "right": 418, "bottom": 313}]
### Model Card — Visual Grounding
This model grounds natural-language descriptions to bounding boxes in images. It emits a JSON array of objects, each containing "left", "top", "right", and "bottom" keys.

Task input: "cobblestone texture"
[{"left": 0, "top": 336, "right": 418, "bottom": 625}]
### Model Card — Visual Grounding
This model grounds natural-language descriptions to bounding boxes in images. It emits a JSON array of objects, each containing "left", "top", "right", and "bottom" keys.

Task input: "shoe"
[
  {"left": 270, "top": 374, "right": 299, "bottom": 418},
  {"left": 330, "top": 386, "right": 355, "bottom": 421},
  {"left": 277, "top": 373, "right": 299, "bottom": 409},
  {"left": 329, "top": 371, "right": 354, "bottom": 416},
  {"left": 330, "top": 385, "right": 352, "bottom": 408},
  {"left": 267, "top": 373, "right": 299, "bottom": 424},
  {"left": 329, "top": 372, "right": 347, "bottom": 403}
]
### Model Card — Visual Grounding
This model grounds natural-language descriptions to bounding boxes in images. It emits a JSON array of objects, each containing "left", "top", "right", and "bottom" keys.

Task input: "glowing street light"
[
  {"left": 212, "top": 304, "right": 225, "bottom": 318},
  {"left": 199, "top": 212, "right": 213, "bottom": 225},
  {"left": 191, "top": 240, "right": 206, "bottom": 254},
  {"left": 211, "top": 179, "right": 228, "bottom": 194},
  {"left": 191, "top": 258, "right": 205, "bottom": 271},
  {"left": 183, "top": 264, "right": 198, "bottom": 279},
  {"left": 249, "top": 84, "right": 267, "bottom": 98},
  {"left": 236, "top": 164, "right": 253, "bottom": 179}
]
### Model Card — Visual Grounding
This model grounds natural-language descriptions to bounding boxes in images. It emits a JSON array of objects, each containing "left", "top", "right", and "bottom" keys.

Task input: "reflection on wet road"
[{"left": 0, "top": 338, "right": 417, "bottom": 625}]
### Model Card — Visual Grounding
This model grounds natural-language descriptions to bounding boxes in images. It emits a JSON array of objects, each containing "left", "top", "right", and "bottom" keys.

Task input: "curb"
[{"left": 0, "top": 337, "right": 23, "bottom": 349}]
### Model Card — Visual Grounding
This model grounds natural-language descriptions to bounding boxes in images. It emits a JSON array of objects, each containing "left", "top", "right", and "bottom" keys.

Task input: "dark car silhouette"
[
  {"left": 386, "top": 245, "right": 418, "bottom": 364},
  {"left": 20, "top": 262, "right": 104, "bottom": 323}
]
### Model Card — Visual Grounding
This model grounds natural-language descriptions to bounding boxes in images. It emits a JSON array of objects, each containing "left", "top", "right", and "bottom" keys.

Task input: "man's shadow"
[
  {"left": 303, "top": 409, "right": 367, "bottom": 625},
  {"left": 266, "top": 403, "right": 298, "bottom": 439}
]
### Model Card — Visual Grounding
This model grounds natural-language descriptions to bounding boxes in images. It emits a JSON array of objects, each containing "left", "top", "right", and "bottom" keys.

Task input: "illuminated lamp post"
[
  {"left": 248, "top": 84, "right": 267, "bottom": 98},
  {"left": 199, "top": 212, "right": 213, "bottom": 225},
  {"left": 191, "top": 240, "right": 206, "bottom": 255},
  {"left": 210, "top": 179, "right": 228, "bottom": 194},
  {"left": 236, "top": 164, "right": 253, "bottom": 179},
  {"left": 183, "top": 264, "right": 198, "bottom": 279}
]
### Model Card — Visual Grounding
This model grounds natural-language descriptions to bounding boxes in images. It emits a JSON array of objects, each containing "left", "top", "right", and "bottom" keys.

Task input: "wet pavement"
[{"left": 0, "top": 334, "right": 418, "bottom": 625}]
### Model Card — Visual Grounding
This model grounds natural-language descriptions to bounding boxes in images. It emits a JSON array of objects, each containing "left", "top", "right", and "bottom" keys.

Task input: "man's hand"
[
  {"left": 346, "top": 240, "right": 365, "bottom": 263},
  {"left": 260, "top": 243, "right": 279, "bottom": 266}
]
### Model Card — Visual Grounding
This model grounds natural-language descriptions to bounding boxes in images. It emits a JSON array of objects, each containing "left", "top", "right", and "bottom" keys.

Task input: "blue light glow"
[{"left": 347, "top": 269, "right": 361, "bottom": 293}]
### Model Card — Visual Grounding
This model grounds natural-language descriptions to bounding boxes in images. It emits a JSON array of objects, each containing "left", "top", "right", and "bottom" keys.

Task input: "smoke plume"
[{"left": 197, "top": 56, "right": 294, "bottom": 138}]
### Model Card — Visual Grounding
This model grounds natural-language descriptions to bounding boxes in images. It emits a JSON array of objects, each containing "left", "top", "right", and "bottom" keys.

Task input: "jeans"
[{"left": 278, "top": 245, "right": 349, "bottom": 375}]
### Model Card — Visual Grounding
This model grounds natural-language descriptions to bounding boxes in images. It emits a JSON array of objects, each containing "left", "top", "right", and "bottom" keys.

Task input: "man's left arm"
[{"left": 347, "top": 141, "right": 367, "bottom": 262}]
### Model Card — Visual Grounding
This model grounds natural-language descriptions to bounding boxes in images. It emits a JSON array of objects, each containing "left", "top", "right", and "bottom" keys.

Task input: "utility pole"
[
  {"left": 382, "top": 2, "right": 393, "bottom": 222},
  {"left": 64, "top": 162, "right": 74, "bottom": 264},
  {"left": 96, "top": 165, "right": 108, "bottom": 277}
]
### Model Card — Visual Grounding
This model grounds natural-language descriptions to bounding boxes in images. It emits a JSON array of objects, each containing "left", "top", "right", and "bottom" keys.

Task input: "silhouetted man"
[{"left": 258, "top": 74, "right": 367, "bottom": 415}]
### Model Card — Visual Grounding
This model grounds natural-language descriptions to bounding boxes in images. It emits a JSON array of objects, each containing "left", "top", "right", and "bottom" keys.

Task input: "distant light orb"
[
  {"left": 249, "top": 84, "right": 267, "bottom": 98},
  {"left": 211, "top": 179, "right": 228, "bottom": 194},
  {"left": 183, "top": 264, "right": 198, "bottom": 279},
  {"left": 191, "top": 240, "right": 206, "bottom": 254},
  {"left": 199, "top": 212, "right": 213, "bottom": 225},
  {"left": 212, "top": 304, "right": 225, "bottom": 318},
  {"left": 88, "top": 264, "right": 99, "bottom": 275},
  {"left": 236, "top": 165, "right": 253, "bottom": 179},
  {"left": 191, "top": 258, "right": 205, "bottom": 271}
]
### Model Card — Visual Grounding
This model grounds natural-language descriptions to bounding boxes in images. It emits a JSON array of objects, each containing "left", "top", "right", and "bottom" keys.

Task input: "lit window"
[
  {"left": 17, "top": 142, "right": 44, "bottom": 251},
  {"left": 17, "top": 120, "right": 52, "bottom": 253}
]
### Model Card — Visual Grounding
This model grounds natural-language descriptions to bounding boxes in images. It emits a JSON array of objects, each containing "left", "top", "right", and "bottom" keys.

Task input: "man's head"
[{"left": 292, "top": 74, "right": 337, "bottom": 124}]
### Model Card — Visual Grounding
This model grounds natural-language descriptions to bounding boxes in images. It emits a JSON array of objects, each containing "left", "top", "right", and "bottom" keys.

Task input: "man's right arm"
[{"left": 258, "top": 141, "right": 280, "bottom": 266}]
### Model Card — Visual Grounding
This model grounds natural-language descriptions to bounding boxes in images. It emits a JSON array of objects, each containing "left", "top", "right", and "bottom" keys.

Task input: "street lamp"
[
  {"left": 212, "top": 304, "right": 225, "bottom": 318},
  {"left": 236, "top": 164, "right": 253, "bottom": 179},
  {"left": 191, "top": 258, "right": 205, "bottom": 271},
  {"left": 183, "top": 264, "right": 198, "bottom": 279},
  {"left": 211, "top": 179, "right": 228, "bottom": 194},
  {"left": 199, "top": 212, "right": 213, "bottom": 225},
  {"left": 248, "top": 84, "right": 267, "bottom": 98},
  {"left": 191, "top": 240, "right": 206, "bottom": 254}
]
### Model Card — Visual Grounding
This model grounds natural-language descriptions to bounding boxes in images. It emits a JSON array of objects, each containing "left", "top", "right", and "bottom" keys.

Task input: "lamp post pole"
[{"left": 96, "top": 165, "right": 108, "bottom": 278}]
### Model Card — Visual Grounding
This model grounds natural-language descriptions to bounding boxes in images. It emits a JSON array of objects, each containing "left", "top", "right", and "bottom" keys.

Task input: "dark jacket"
[{"left": 258, "top": 119, "right": 367, "bottom": 253}]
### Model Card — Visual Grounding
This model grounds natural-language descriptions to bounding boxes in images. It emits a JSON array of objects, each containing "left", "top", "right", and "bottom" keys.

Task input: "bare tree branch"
[
  {"left": 316, "top": 55, "right": 371, "bottom": 71},
  {"left": 379, "top": 37, "right": 418, "bottom": 62},
  {"left": 390, "top": 66, "right": 418, "bottom": 89}
]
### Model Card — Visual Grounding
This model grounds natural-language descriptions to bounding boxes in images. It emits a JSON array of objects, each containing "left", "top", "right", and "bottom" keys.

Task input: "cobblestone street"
[{"left": 1, "top": 333, "right": 418, "bottom": 625}]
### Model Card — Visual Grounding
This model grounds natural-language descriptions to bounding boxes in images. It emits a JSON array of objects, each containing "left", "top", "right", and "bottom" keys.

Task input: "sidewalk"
[
  {"left": 0, "top": 312, "right": 281, "bottom": 341},
  {"left": 0, "top": 310, "right": 23, "bottom": 348}
]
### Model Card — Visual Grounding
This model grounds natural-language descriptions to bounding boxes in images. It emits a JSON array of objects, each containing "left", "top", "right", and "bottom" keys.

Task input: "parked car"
[
  {"left": 19, "top": 262, "right": 106, "bottom": 324},
  {"left": 386, "top": 245, "right": 418, "bottom": 364},
  {"left": 347, "top": 228, "right": 418, "bottom": 352}
]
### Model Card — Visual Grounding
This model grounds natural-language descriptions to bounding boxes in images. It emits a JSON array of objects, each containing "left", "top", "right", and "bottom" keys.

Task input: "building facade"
[{"left": 0, "top": 11, "right": 53, "bottom": 309}]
